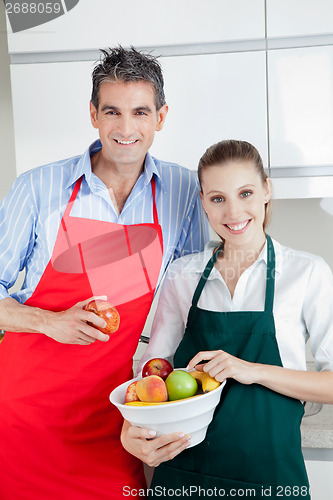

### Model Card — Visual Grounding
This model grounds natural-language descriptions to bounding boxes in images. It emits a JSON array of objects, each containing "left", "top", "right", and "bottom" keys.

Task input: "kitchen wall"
[{"left": 0, "top": 1, "right": 16, "bottom": 201}]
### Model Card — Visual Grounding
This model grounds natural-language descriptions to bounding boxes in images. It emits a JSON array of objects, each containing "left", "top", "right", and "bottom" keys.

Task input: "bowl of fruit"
[{"left": 109, "top": 358, "right": 225, "bottom": 448}]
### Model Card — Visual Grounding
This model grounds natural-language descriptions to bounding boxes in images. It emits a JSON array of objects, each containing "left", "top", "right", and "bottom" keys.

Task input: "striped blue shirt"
[{"left": 0, "top": 140, "right": 209, "bottom": 304}]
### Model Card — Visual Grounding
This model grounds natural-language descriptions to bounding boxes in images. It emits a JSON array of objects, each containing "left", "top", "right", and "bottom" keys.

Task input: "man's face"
[{"left": 90, "top": 80, "right": 168, "bottom": 172}]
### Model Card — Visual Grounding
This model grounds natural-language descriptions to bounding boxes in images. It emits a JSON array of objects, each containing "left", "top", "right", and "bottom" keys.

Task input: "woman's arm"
[
  {"left": 187, "top": 350, "right": 333, "bottom": 404},
  {"left": 135, "top": 259, "right": 191, "bottom": 374}
]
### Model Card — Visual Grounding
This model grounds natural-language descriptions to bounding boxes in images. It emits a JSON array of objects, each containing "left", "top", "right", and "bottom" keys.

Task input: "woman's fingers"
[
  {"left": 142, "top": 432, "right": 192, "bottom": 467},
  {"left": 121, "top": 421, "right": 191, "bottom": 467},
  {"left": 187, "top": 350, "right": 224, "bottom": 371}
]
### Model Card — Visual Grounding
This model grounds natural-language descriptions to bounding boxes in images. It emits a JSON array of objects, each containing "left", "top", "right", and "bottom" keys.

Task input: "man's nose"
[{"left": 117, "top": 115, "right": 135, "bottom": 138}]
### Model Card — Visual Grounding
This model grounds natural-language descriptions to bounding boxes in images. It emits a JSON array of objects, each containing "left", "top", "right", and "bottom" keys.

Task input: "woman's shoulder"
[{"left": 272, "top": 237, "right": 332, "bottom": 276}]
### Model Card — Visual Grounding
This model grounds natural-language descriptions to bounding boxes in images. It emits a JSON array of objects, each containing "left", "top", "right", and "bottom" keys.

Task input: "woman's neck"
[
  {"left": 215, "top": 234, "right": 267, "bottom": 298},
  {"left": 221, "top": 233, "right": 266, "bottom": 266}
]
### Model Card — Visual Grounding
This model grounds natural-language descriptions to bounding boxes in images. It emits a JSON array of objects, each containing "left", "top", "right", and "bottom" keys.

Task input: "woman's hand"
[
  {"left": 121, "top": 420, "right": 191, "bottom": 467},
  {"left": 42, "top": 295, "right": 110, "bottom": 345},
  {"left": 187, "top": 350, "right": 261, "bottom": 385}
]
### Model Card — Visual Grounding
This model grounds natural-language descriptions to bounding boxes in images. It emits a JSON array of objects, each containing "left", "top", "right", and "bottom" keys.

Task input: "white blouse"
[{"left": 137, "top": 238, "right": 333, "bottom": 374}]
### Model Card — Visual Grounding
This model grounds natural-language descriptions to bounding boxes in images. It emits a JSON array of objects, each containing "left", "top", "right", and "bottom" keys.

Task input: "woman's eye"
[
  {"left": 211, "top": 196, "right": 224, "bottom": 203},
  {"left": 240, "top": 190, "right": 252, "bottom": 198}
]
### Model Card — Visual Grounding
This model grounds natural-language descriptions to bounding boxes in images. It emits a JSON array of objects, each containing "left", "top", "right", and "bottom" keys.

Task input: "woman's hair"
[{"left": 198, "top": 139, "right": 271, "bottom": 230}]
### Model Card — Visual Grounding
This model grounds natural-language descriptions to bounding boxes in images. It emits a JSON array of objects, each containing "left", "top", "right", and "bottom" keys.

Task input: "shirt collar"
[
  {"left": 66, "top": 139, "right": 101, "bottom": 189},
  {"left": 66, "top": 140, "right": 165, "bottom": 192},
  {"left": 181, "top": 236, "right": 282, "bottom": 277},
  {"left": 142, "top": 152, "right": 165, "bottom": 192},
  {"left": 258, "top": 237, "right": 282, "bottom": 274}
]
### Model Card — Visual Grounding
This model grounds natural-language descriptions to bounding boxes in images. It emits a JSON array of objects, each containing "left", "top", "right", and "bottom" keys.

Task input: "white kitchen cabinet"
[
  {"left": 10, "top": 51, "right": 268, "bottom": 176},
  {"left": 305, "top": 460, "right": 333, "bottom": 500},
  {"left": 267, "top": 0, "right": 333, "bottom": 38},
  {"left": 10, "top": 60, "right": 98, "bottom": 175},
  {"left": 6, "top": 0, "right": 265, "bottom": 55},
  {"left": 150, "top": 51, "right": 268, "bottom": 171},
  {"left": 267, "top": 45, "right": 333, "bottom": 171}
]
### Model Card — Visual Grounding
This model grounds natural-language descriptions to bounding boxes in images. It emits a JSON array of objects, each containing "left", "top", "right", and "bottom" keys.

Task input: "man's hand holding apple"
[{"left": 42, "top": 296, "right": 111, "bottom": 345}]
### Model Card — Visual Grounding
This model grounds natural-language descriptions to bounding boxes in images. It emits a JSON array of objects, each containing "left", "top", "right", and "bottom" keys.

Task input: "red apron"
[{"left": 0, "top": 175, "right": 163, "bottom": 500}]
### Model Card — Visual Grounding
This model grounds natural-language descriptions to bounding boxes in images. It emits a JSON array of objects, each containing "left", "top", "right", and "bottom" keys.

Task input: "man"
[{"left": 0, "top": 46, "right": 209, "bottom": 500}]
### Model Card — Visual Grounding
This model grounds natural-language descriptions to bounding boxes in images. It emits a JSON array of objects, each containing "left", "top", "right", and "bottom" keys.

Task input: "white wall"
[{"left": 0, "top": 1, "right": 16, "bottom": 200}]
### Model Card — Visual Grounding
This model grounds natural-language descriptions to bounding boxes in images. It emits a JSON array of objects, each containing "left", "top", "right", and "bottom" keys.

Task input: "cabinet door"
[
  {"left": 150, "top": 52, "right": 268, "bottom": 171},
  {"left": 267, "top": 0, "right": 333, "bottom": 38},
  {"left": 10, "top": 61, "right": 98, "bottom": 175},
  {"left": 268, "top": 45, "right": 333, "bottom": 171},
  {"left": 305, "top": 460, "right": 333, "bottom": 500},
  {"left": 6, "top": 0, "right": 265, "bottom": 55},
  {"left": 11, "top": 51, "right": 268, "bottom": 176}
]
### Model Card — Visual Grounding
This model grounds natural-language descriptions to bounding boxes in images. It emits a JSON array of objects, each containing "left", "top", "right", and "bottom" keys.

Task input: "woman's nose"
[{"left": 225, "top": 200, "right": 242, "bottom": 220}]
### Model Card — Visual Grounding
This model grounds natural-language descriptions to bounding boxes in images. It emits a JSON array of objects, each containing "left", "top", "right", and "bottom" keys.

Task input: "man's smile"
[{"left": 114, "top": 139, "right": 138, "bottom": 145}]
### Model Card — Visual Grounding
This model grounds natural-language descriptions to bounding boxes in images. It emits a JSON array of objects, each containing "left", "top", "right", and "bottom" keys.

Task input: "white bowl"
[{"left": 110, "top": 370, "right": 225, "bottom": 448}]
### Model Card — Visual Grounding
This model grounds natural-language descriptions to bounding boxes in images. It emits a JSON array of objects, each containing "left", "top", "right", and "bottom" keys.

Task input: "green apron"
[{"left": 151, "top": 235, "right": 310, "bottom": 499}]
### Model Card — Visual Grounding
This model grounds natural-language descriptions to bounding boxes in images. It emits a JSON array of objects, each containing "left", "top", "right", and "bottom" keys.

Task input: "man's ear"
[
  {"left": 90, "top": 102, "right": 99, "bottom": 129},
  {"left": 155, "top": 104, "right": 169, "bottom": 132}
]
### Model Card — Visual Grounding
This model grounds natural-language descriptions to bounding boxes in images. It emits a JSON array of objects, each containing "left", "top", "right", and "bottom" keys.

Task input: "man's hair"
[{"left": 91, "top": 46, "right": 166, "bottom": 111}]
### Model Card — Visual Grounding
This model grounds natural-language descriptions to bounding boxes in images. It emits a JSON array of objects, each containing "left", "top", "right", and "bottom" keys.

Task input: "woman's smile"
[{"left": 224, "top": 219, "right": 252, "bottom": 234}]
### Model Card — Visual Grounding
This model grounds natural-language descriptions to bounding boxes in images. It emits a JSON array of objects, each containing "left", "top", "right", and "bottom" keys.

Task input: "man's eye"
[
  {"left": 106, "top": 111, "right": 117, "bottom": 115},
  {"left": 136, "top": 111, "right": 146, "bottom": 116},
  {"left": 240, "top": 191, "right": 252, "bottom": 198}
]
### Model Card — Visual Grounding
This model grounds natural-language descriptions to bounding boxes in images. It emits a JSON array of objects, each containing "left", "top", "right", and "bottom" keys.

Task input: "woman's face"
[{"left": 200, "top": 160, "right": 271, "bottom": 251}]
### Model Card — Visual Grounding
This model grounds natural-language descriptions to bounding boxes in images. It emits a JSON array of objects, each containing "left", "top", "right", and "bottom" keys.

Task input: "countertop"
[
  {"left": 302, "top": 403, "right": 333, "bottom": 449},
  {"left": 301, "top": 362, "right": 333, "bottom": 451}
]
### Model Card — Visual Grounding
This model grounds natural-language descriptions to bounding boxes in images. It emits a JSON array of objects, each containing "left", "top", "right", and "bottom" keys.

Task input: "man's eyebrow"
[
  {"left": 134, "top": 106, "right": 153, "bottom": 113},
  {"left": 100, "top": 105, "right": 119, "bottom": 112},
  {"left": 100, "top": 105, "right": 154, "bottom": 113}
]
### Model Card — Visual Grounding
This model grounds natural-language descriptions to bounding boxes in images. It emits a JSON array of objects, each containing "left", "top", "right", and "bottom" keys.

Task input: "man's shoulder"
[
  {"left": 18, "top": 153, "right": 82, "bottom": 186},
  {"left": 152, "top": 156, "right": 199, "bottom": 187}
]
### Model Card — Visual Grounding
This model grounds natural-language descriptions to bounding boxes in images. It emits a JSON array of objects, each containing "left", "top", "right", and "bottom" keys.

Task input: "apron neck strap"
[
  {"left": 192, "top": 243, "right": 223, "bottom": 306},
  {"left": 63, "top": 175, "right": 159, "bottom": 224},
  {"left": 63, "top": 176, "right": 83, "bottom": 220},
  {"left": 192, "top": 235, "right": 276, "bottom": 313},
  {"left": 151, "top": 176, "right": 159, "bottom": 225},
  {"left": 264, "top": 234, "right": 275, "bottom": 313}
]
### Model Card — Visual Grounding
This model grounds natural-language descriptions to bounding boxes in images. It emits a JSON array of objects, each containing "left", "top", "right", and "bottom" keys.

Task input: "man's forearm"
[
  {"left": 0, "top": 296, "right": 110, "bottom": 345},
  {"left": 0, "top": 297, "right": 50, "bottom": 334}
]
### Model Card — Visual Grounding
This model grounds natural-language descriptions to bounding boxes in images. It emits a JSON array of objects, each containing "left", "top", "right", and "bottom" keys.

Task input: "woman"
[{"left": 121, "top": 140, "right": 333, "bottom": 499}]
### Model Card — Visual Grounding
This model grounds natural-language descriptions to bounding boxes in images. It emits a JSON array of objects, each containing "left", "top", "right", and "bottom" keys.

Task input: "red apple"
[
  {"left": 136, "top": 375, "right": 168, "bottom": 402},
  {"left": 142, "top": 358, "right": 173, "bottom": 380},
  {"left": 124, "top": 381, "right": 140, "bottom": 403},
  {"left": 84, "top": 299, "right": 120, "bottom": 334}
]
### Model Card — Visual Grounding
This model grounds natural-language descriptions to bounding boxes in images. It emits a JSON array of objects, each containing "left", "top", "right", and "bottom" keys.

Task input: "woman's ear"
[
  {"left": 264, "top": 178, "right": 272, "bottom": 203},
  {"left": 199, "top": 191, "right": 208, "bottom": 216}
]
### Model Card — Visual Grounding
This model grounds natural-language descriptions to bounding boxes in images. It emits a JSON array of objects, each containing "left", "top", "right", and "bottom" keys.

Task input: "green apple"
[{"left": 165, "top": 370, "right": 198, "bottom": 401}]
